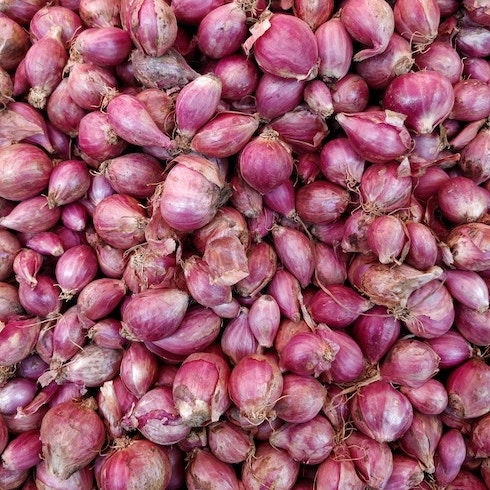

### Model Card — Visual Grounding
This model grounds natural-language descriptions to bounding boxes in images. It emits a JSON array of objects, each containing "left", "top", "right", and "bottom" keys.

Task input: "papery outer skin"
[
  {"left": 468, "top": 413, "right": 490, "bottom": 458},
  {"left": 446, "top": 223, "right": 490, "bottom": 271},
  {"left": 186, "top": 448, "right": 241, "bottom": 490},
  {"left": 124, "top": 386, "right": 191, "bottom": 445}
]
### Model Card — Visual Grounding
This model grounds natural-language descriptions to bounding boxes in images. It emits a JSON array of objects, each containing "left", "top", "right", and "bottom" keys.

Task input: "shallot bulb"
[
  {"left": 175, "top": 73, "right": 222, "bottom": 144},
  {"left": 0, "top": 143, "right": 53, "bottom": 202},
  {"left": 446, "top": 223, "right": 490, "bottom": 271},
  {"left": 445, "top": 358, "right": 490, "bottom": 419},
  {"left": 359, "top": 162, "right": 413, "bottom": 214},
  {"left": 106, "top": 93, "right": 176, "bottom": 151},
  {"left": 71, "top": 27, "right": 132, "bottom": 67},
  {"left": 121, "top": 386, "right": 190, "bottom": 445},
  {"left": 190, "top": 111, "right": 260, "bottom": 158},
  {"left": 93, "top": 194, "right": 148, "bottom": 250},
  {"left": 239, "top": 128, "right": 294, "bottom": 195},
  {"left": 40, "top": 398, "right": 105, "bottom": 480},
  {"left": 197, "top": 2, "right": 248, "bottom": 60},
  {"left": 269, "top": 414, "right": 335, "bottom": 465},
  {"left": 336, "top": 110, "right": 412, "bottom": 164},
  {"left": 186, "top": 448, "right": 241, "bottom": 490},
  {"left": 380, "top": 339, "right": 440, "bottom": 388},
  {"left": 393, "top": 0, "right": 440, "bottom": 47},
  {"left": 350, "top": 380, "right": 413, "bottom": 443},
  {"left": 382, "top": 70, "right": 454, "bottom": 134},
  {"left": 244, "top": 12, "right": 319, "bottom": 81},
  {"left": 172, "top": 352, "right": 231, "bottom": 427},
  {"left": 340, "top": 0, "right": 395, "bottom": 61},
  {"left": 315, "top": 17, "right": 353, "bottom": 83},
  {"left": 345, "top": 431, "right": 394, "bottom": 489},
  {"left": 123, "top": 0, "right": 177, "bottom": 57},
  {"left": 228, "top": 353, "right": 283, "bottom": 425},
  {"left": 24, "top": 26, "right": 68, "bottom": 109},
  {"left": 121, "top": 288, "right": 189, "bottom": 342},
  {"left": 97, "top": 438, "right": 172, "bottom": 490},
  {"left": 159, "top": 154, "right": 231, "bottom": 232},
  {"left": 241, "top": 442, "right": 300, "bottom": 490},
  {"left": 355, "top": 33, "right": 414, "bottom": 89}
]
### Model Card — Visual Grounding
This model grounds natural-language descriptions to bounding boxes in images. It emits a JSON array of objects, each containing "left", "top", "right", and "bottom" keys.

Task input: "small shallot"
[
  {"left": 274, "top": 373, "right": 326, "bottom": 424},
  {"left": 269, "top": 414, "right": 335, "bottom": 465},
  {"left": 350, "top": 380, "right": 413, "bottom": 443},
  {"left": 241, "top": 442, "right": 300, "bottom": 490},
  {"left": 393, "top": 0, "right": 440, "bottom": 46},
  {"left": 445, "top": 358, "right": 490, "bottom": 419},
  {"left": 197, "top": 2, "right": 248, "bottom": 59},
  {"left": 315, "top": 17, "right": 353, "bottom": 83},
  {"left": 121, "top": 386, "right": 190, "bottom": 445},
  {"left": 271, "top": 225, "right": 314, "bottom": 288},
  {"left": 340, "top": 0, "right": 395, "bottom": 61},
  {"left": 207, "top": 421, "right": 253, "bottom": 464},
  {"left": 278, "top": 331, "right": 339, "bottom": 378},
  {"left": 172, "top": 352, "right": 231, "bottom": 427},
  {"left": 175, "top": 73, "right": 222, "bottom": 143},
  {"left": 0, "top": 143, "right": 53, "bottom": 202},
  {"left": 239, "top": 128, "right": 294, "bottom": 195},
  {"left": 382, "top": 70, "right": 454, "bottom": 134},
  {"left": 71, "top": 27, "right": 132, "bottom": 66},
  {"left": 186, "top": 448, "right": 241, "bottom": 490},
  {"left": 24, "top": 26, "right": 68, "bottom": 109},
  {"left": 40, "top": 398, "right": 105, "bottom": 480},
  {"left": 97, "top": 438, "right": 172, "bottom": 490},
  {"left": 245, "top": 12, "right": 319, "bottom": 81},
  {"left": 400, "top": 379, "right": 448, "bottom": 415},
  {"left": 159, "top": 154, "right": 230, "bottom": 232},
  {"left": 337, "top": 111, "right": 412, "bottom": 165},
  {"left": 345, "top": 431, "right": 394, "bottom": 489},
  {"left": 190, "top": 111, "right": 260, "bottom": 158},
  {"left": 434, "top": 429, "right": 466, "bottom": 487},
  {"left": 121, "top": 288, "right": 188, "bottom": 342},
  {"left": 93, "top": 194, "right": 148, "bottom": 250},
  {"left": 228, "top": 353, "right": 283, "bottom": 425},
  {"left": 106, "top": 93, "right": 175, "bottom": 150},
  {"left": 398, "top": 411, "right": 442, "bottom": 473},
  {"left": 123, "top": 0, "right": 177, "bottom": 57}
]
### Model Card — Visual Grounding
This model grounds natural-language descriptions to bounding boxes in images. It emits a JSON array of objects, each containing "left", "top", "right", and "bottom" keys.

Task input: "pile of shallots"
[{"left": 1, "top": 0, "right": 490, "bottom": 488}]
